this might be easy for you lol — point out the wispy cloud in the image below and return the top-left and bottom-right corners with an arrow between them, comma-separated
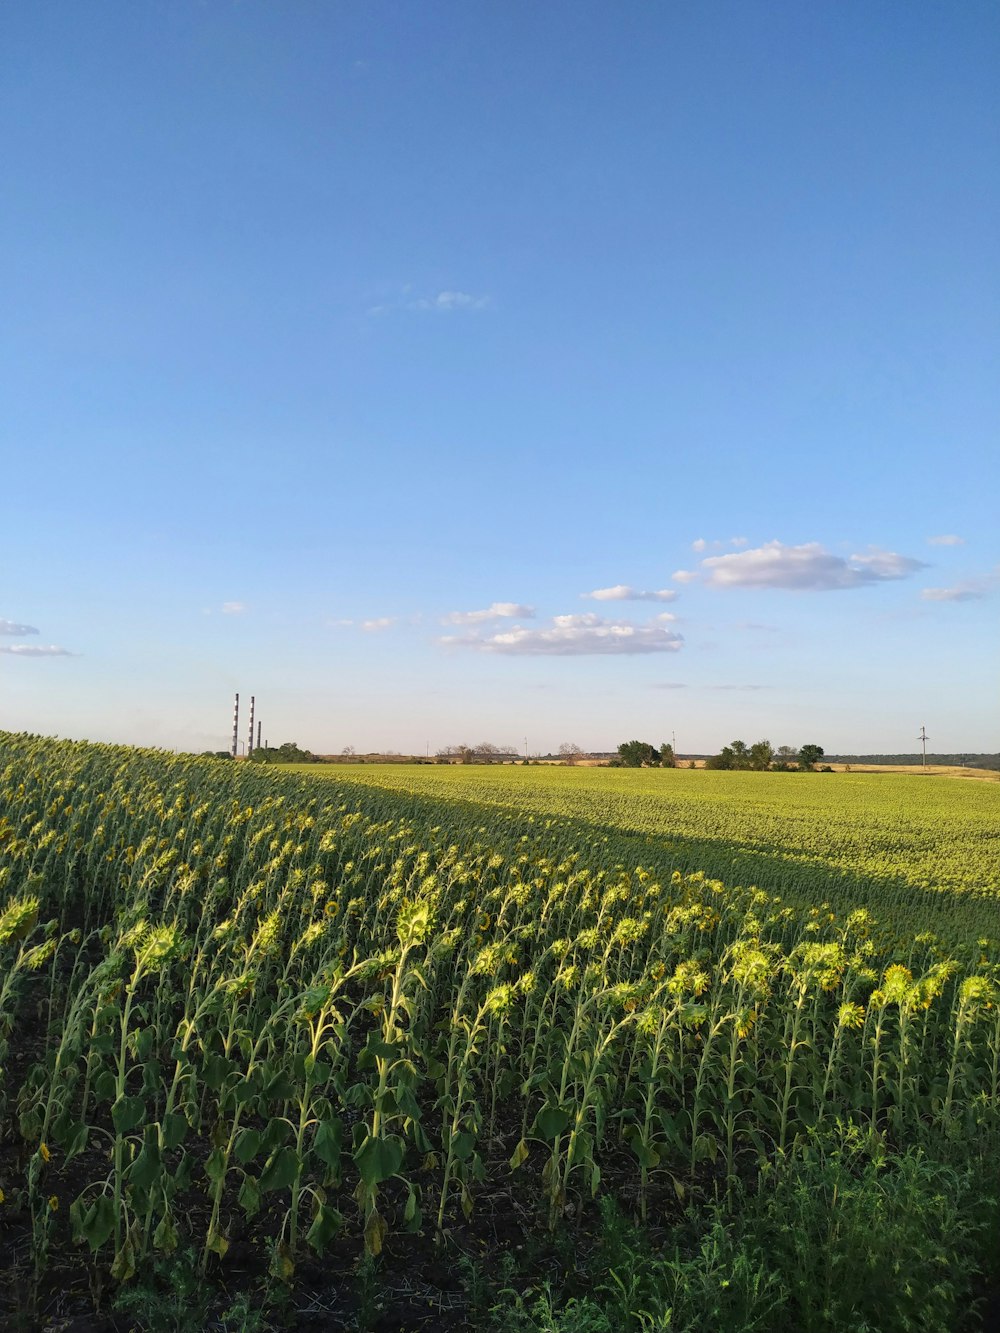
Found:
674,541 -> 926,591
921,586 -> 985,603
649,682 -> 688,690
707,683 -> 772,692
927,534 -> 965,547
221,602 -> 247,615
691,537 -> 747,553
0,619 -> 39,636
412,290 -> 489,312
371,288 -> 490,316
0,644 -> 74,657
583,585 -> 678,603
361,617 -> 395,632
443,602 -> 535,625
441,612 -> 684,657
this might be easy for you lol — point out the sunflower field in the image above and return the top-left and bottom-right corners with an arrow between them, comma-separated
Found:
2,733 -> 999,1332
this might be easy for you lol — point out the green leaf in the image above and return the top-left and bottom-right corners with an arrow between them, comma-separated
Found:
153,1210 -> 179,1254
262,1069 -> 295,1100
111,1237 -> 136,1282
533,1106 -> 571,1141
353,1134 -> 404,1188
306,1202 -> 342,1253
451,1130 -> 476,1161
94,1070 -> 117,1104
238,1174 -> 261,1219
160,1112 -> 187,1151
65,1122 -> 89,1160
234,1128 -> 262,1165
344,1081 -> 373,1108
404,1184 -> 422,1232
201,1052 -> 232,1091
204,1147 -> 228,1186
233,1076 -> 260,1106
128,1128 -> 161,1191
312,1118 -> 343,1170
75,1192 -> 116,1251
259,1146 -> 299,1193
395,1085 -> 422,1122
261,1117 -> 291,1154
111,1094 -> 146,1135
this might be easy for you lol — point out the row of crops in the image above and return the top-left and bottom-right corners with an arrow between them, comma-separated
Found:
2,733 -> 1000,1330
294,762 -> 1000,936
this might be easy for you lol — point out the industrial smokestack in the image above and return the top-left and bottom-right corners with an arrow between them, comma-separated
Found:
248,696 -> 256,757
231,693 -> 240,759
257,720 -> 261,752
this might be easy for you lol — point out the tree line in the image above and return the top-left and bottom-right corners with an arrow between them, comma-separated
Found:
611,739 -> 827,771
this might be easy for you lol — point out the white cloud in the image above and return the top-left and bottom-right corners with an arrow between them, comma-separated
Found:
443,602 -> 535,625
0,644 -> 74,657
442,611 -> 684,657
221,602 -> 247,615
649,682 -> 688,690
927,534 -> 965,546
691,537 -> 747,553
688,541 -> 926,591
583,585 -> 678,603
409,290 -> 489,312
849,548 -> 927,579
370,288 -> 490,317
361,617 -> 395,631
672,569 -> 699,584
920,586 -> 985,603
707,683 -> 772,692
0,619 -> 39,635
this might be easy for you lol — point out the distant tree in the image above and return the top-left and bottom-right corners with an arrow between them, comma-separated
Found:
728,740 -> 751,770
798,743 -> 825,771
251,741 -> 313,765
475,742 -> 503,764
617,740 -> 660,768
659,742 -> 676,768
200,751 -> 233,760
705,747 -> 734,770
772,744 -> 798,771
342,745 -> 356,756
559,742 -> 586,765
749,739 -> 774,771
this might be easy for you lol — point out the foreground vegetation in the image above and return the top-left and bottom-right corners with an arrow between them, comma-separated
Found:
2,734 -> 1000,1330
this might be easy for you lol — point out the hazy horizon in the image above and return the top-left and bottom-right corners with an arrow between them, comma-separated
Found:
3,3 -> 997,756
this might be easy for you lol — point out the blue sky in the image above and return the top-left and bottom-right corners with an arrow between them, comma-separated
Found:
2,1 -> 997,755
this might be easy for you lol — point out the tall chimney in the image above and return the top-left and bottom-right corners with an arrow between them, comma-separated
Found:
247,696 -> 256,757
256,720 -> 262,752
231,693 -> 240,759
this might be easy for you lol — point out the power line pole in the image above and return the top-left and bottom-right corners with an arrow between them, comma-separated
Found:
918,725 -> 929,770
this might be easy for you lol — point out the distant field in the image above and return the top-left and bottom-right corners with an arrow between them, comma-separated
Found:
288,763 -> 1000,936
